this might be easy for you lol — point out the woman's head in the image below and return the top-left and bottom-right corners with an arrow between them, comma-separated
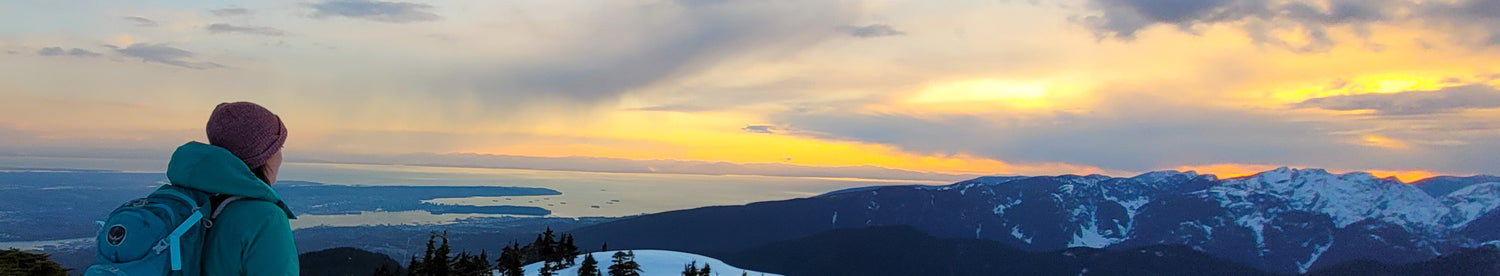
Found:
205,102 -> 287,185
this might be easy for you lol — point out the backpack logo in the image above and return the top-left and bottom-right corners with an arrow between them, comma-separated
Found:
106,225 -> 126,246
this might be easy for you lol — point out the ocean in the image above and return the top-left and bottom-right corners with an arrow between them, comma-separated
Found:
0,155 -> 954,248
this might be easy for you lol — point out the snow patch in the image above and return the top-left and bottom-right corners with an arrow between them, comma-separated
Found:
1236,213 -> 1270,255
1296,239 -> 1333,274
1068,221 -> 1120,248
511,250 -> 779,276
1011,225 -> 1032,244
992,197 -> 1022,215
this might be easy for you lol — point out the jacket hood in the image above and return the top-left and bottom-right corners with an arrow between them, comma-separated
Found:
167,141 -> 295,219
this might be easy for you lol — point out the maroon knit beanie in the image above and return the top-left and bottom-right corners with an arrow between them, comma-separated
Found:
206,102 -> 287,169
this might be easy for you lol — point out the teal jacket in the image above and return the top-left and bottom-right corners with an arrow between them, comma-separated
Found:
166,142 -> 299,276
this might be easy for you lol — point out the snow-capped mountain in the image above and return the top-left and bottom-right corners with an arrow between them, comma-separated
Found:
811,167 -> 1500,274
571,167 -> 1499,274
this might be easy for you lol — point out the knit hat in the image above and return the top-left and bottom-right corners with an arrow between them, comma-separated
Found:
206,102 -> 287,169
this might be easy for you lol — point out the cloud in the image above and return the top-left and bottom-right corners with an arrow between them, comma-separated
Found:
1295,84 -> 1500,115
1075,0 -> 1426,51
122,16 -> 157,27
768,91 -> 1496,173
106,43 -> 225,70
1077,0 -> 1500,50
840,24 -> 906,38
632,104 -> 718,113
288,151 -> 975,182
37,47 -> 101,57
1418,0 -> 1500,46
742,125 -> 776,134
462,1 -> 861,107
206,23 -> 287,36
308,0 -> 442,23
210,8 -> 252,17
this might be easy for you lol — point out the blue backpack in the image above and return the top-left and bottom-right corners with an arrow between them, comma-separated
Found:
85,184 -> 240,276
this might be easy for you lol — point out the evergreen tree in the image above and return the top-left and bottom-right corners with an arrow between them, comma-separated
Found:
560,234 -> 580,266
453,252 -> 472,276
420,233 -> 437,276
741,272 -> 748,276
433,231 -> 452,276
498,243 -> 525,276
578,253 -> 601,276
539,261 -> 555,276
478,250 -> 491,273
452,251 -> 494,276
681,261 -> 699,276
607,250 -> 641,276
539,228 -> 557,264
698,263 -> 710,276
407,256 -> 421,276
0,249 -> 67,276
374,264 -> 401,276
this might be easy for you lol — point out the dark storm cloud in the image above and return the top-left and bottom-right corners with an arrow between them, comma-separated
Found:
841,24 -> 906,38
106,43 -> 225,69
308,0 -> 442,23
122,16 -> 157,27
1296,85 -> 1500,115
463,1 -> 861,107
37,47 -> 101,57
210,8 -> 252,17
206,24 -> 287,36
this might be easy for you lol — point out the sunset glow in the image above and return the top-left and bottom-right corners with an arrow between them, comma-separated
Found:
1,0 -> 1497,179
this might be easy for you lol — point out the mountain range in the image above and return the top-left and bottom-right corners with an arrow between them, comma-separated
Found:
571,167 -> 1500,274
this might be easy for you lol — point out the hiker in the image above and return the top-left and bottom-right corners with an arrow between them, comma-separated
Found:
177,102 -> 299,275
89,101 -> 297,276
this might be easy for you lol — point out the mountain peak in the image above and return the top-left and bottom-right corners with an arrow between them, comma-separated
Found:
1131,170 -> 1206,184
1219,167 -> 1446,228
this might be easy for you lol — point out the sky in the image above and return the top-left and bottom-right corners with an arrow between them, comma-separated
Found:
2,0 -> 1500,182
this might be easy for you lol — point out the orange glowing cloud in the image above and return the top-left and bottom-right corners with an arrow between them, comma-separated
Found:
1176,164 -> 1439,183
1358,135 -> 1411,150
1367,170 -> 1440,184
1174,164 -> 1282,179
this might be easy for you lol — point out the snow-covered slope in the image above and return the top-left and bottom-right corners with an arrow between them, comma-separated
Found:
509,250 -> 779,276
1442,182 -> 1500,227
802,167 -> 1500,274
572,167 -> 1498,275
1214,168 -> 1448,229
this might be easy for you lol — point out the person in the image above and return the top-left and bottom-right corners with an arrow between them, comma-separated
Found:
165,102 -> 298,275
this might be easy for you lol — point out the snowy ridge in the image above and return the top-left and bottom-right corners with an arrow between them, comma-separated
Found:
1131,170 -> 1206,185
1442,182 -> 1500,227
509,250 -> 779,276
1217,167 -> 1448,229
810,167 -> 1497,274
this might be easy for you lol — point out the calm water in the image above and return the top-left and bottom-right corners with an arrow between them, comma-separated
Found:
0,156 -> 955,224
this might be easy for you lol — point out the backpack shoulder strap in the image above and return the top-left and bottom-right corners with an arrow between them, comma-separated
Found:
212,196 -> 246,220
206,195 -> 247,228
